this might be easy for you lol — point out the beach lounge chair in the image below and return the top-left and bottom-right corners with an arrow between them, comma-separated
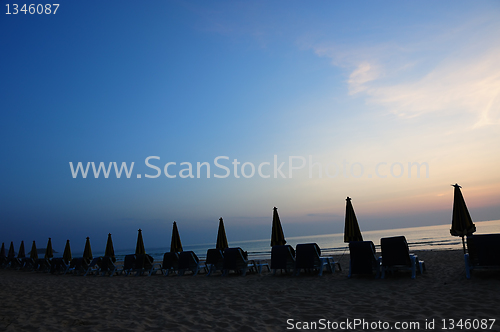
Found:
120,254 -> 137,276
134,254 -> 158,276
160,252 -> 179,276
380,236 -> 424,279
8,257 -> 22,269
222,247 -> 259,276
348,241 -> 380,278
98,256 -> 121,276
178,251 -> 203,276
66,257 -> 89,276
19,257 -> 36,271
34,258 -> 51,272
465,234 -> 500,279
271,245 -> 296,275
0,257 -> 7,269
205,249 -> 224,276
84,257 -> 102,276
50,258 -> 70,275
294,243 -> 335,276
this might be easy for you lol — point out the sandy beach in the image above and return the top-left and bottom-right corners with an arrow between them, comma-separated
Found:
1,249 -> 499,332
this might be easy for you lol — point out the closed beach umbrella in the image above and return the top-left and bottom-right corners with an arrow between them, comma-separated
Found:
105,233 -> 116,262
45,238 -> 53,259
271,207 -> 286,246
0,243 -> 5,258
63,240 -> 72,264
344,197 -> 363,243
8,242 -> 16,259
17,241 -> 26,258
170,221 -> 183,253
450,184 -> 476,253
136,229 -> 146,255
216,217 -> 229,250
83,237 -> 93,262
30,241 -> 38,260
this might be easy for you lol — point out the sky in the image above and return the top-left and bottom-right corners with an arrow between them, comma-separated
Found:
1,0 -> 500,253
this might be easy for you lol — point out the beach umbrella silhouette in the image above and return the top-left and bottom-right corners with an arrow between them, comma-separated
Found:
0,243 -> 5,259
45,238 -> 53,259
17,241 -> 26,258
170,221 -> 183,253
83,237 -> 93,262
271,207 -> 286,246
8,242 -> 16,259
63,240 -> 72,264
344,197 -> 363,243
216,217 -> 229,250
136,229 -> 146,255
105,233 -> 116,262
450,184 -> 476,254
30,241 -> 38,261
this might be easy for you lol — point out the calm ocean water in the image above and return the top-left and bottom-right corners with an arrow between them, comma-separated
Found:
98,220 -> 500,261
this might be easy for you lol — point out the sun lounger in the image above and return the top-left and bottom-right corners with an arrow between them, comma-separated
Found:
178,251 -> 203,276
205,249 -> 224,276
19,257 -> 36,271
98,256 -> 121,276
50,258 -> 70,275
380,236 -> 424,279
134,254 -> 158,276
120,254 -> 137,276
160,252 -> 180,276
222,247 -> 259,276
294,243 -> 335,276
0,257 -> 7,269
271,245 -> 296,275
465,234 -> 500,279
348,241 -> 380,278
66,257 -> 89,275
8,258 -> 22,269
84,257 -> 102,276
35,258 -> 51,272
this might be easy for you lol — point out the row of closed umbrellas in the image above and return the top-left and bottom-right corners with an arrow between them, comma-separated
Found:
1,184 -> 476,262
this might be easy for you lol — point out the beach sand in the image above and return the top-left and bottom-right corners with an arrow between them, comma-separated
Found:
1,249 -> 499,331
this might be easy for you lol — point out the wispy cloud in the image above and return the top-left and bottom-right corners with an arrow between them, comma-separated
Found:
307,19 -> 500,128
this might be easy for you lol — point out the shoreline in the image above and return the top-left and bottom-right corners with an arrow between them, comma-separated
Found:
1,249 -> 500,331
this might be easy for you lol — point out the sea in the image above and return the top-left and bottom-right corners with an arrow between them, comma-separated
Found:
95,219 -> 500,262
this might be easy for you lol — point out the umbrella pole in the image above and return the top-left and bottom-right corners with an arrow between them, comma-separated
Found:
461,236 -> 466,254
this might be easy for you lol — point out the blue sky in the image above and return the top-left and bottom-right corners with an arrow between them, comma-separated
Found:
2,1 -> 500,252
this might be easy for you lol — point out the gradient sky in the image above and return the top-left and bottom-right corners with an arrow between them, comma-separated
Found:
1,1 -> 499,252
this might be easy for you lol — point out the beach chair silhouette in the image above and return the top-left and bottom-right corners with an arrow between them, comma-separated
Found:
294,243 -> 335,276
205,249 -> 224,276
134,254 -> 157,276
348,241 -> 380,278
178,251 -> 203,276
9,257 -> 22,269
271,245 -> 295,275
160,252 -> 180,276
380,236 -> 424,279
121,254 -> 137,276
465,234 -> 500,279
50,258 -> 70,275
97,256 -> 121,277
84,257 -> 102,276
35,258 -> 51,272
222,247 -> 256,276
19,257 -> 36,271
67,257 -> 89,276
